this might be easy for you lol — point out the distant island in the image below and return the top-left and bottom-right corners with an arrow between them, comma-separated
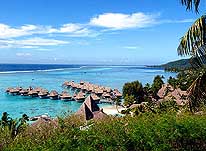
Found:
148,58 -> 192,72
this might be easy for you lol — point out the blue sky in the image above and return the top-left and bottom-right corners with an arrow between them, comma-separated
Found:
0,0 -> 203,65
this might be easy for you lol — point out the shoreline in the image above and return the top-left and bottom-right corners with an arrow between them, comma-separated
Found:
101,105 -> 126,115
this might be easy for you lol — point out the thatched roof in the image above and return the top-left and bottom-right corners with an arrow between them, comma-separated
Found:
171,88 -> 188,105
9,88 -> 19,93
38,90 -> 48,96
76,103 -> 94,120
75,91 -> 85,100
62,81 -> 70,87
157,84 -> 174,98
84,95 -> 100,112
49,90 -> 58,97
76,95 -> 101,120
91,93 -> 100,101
60,91 -> 71,98
93,109 -> 107,120
19,89 -> 29,94
31,117 -> 58,128
28,90 -> 38,95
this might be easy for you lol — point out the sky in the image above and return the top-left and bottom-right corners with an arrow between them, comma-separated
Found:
0,0 -> 204,65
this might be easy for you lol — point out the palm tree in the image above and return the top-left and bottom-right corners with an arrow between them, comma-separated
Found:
177,15 -> 206,112
180,0 -> 201,13
114,97 -> 121,113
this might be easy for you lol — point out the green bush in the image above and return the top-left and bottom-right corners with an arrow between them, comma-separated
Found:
1,112 -> 206,150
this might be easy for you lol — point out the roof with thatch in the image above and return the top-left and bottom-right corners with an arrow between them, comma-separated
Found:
60,91 -> 71,98
38,90 -> 48,96
19,89 -> 29,94
49,90 -> 58,97
9,88 -> 19,93
76,95 -> 101,120
28,90 -> 38,95
31,117 -> 58,128
84,95 -> 100,112
75,91 -> 85,100
91,93 -> 100,101
76,103 -> 94,120
93,109 -> 107,120
157,84 -> 174,98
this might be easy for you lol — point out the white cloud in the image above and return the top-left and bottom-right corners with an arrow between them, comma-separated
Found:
16,52 -> 32,57
159,19 -> 195,24
0,37 -> 69,49
0,12 -> 195,50
59,24 -> 82,33
17,37 -> 69,46
123,46 -> 141,50
0,24 -> 35,38
90,12 -> 157,30
0,23 -> 95,39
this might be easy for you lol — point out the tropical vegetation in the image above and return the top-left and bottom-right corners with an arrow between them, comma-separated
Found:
0,107 -> 206,150
0,1 -> 206,150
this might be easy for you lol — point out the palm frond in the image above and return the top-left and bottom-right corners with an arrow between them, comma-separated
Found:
177,15 -> 206,68
180,0 -> 200,13
187,69 -> 206,111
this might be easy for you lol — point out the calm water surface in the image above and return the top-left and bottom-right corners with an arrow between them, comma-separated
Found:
0,65 -> 176,118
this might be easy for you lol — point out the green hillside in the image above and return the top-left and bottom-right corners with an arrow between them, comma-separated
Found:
149,58 -> 192,71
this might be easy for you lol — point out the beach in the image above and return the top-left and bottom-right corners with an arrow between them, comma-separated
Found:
101,105 -> 126,115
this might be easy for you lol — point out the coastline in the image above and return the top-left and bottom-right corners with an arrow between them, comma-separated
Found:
101,105 -> 126,115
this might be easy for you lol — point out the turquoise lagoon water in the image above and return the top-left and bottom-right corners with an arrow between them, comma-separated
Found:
0,65 -> 176,118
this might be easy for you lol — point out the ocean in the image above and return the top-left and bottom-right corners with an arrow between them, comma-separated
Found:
0,64 -> 176,118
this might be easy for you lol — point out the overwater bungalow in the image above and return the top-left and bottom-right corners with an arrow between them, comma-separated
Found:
105,87 -> 112,93
60,91 -> 72,100
9,88 -> 20,95
81,85 -> 88,92
28,90 -> 38,97
62,81 -> 70,88
33,87 -> 43,93
48,90 -> 59,100
6,87 -> 12,93
91,93 -> 100,104
102,92 -> 111,99
80,81 -> 85,85
19,89 -> 29,96
95,89 -> 103,97
114,92 -> 122,98
87,86 -> 93,92
75,91 -> 85,103
16,87 -> 23,91
38,90 -> 49,99
76,84 -> 82,90
71,83 -> 78,89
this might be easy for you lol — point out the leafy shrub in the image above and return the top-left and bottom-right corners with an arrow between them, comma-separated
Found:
1,111 -> 206,150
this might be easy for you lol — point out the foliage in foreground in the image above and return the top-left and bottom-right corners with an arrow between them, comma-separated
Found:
1,111 -> 206,151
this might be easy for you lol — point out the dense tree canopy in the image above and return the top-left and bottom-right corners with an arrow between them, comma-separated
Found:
123,80 -> 144,104
151,75 -> 164,96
